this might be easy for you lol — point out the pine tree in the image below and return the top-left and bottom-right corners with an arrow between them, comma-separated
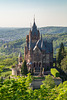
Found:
21,60 -> 28,75
57,42 -> 66,66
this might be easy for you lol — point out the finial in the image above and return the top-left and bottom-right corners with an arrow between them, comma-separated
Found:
34,14 -> 35,22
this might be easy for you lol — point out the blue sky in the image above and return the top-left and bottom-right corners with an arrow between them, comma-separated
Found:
0,0 -> 67,27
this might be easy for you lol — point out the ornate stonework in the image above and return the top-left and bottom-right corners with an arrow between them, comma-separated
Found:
24,20 -> 53,75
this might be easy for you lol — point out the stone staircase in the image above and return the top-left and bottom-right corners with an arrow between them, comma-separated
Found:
34,67 -> 40,75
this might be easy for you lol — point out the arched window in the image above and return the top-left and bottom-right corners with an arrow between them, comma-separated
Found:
34,62 -> 35,67
39,62 -> 41,67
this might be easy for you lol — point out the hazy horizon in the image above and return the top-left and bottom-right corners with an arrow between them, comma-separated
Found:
0,26 -> 67,28
0,0 -> 67,27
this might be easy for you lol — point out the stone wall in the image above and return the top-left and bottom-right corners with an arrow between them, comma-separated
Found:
31,79 -> 43,89
31,77 -> 62,89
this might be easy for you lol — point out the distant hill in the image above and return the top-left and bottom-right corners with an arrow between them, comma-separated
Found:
39,27 -> 67,34
0,28 -> 29,42
0,32 -> 67,56
0,27 -> 67,56
0,27 -> 67,43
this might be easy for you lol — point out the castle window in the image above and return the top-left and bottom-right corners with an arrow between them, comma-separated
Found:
39,62 -> 41,67
34,62 -> 35,67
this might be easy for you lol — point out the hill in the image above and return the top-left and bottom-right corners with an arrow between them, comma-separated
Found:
0,27 -> 67,43
39,27 -> 67,34
0,32 -> 67,56
0,27 -> 67,56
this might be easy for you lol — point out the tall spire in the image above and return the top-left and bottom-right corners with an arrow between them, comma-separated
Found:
32,15 -> 37,30
34,15 -> 35,23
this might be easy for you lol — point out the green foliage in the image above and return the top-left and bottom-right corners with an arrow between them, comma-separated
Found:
0,38 -> 26,55
57,42 -> 66,66
1,71 -> 12,78
0,54 -> 18,77
0,73 -> 32,100
21,60 -> 28,76
51,68 -> 60,77
0,73 -> 67,100
41,75 -> 55,89
61,55 -> 67,74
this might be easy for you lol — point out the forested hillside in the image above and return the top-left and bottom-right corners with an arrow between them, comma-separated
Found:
0,38 -> 26,55
0,27 -> 67,43
0,32 -> 67,56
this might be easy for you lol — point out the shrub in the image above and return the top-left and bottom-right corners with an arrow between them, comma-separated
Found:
21,60 -> 28,76
51,68 -> 60,77
41,75 -> 55,89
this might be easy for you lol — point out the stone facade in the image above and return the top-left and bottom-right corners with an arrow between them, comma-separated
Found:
24,20 -> 53,75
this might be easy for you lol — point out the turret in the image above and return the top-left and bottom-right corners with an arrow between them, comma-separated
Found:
18,52 -> 22,64
30,18 -> 40,43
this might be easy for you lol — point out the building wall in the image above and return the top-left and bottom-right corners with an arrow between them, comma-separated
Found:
25,45 -> 53,71
12,67 -> 17,76
31,78 -> 62,89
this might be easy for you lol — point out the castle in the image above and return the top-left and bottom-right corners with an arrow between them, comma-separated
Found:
12,53 -> 23,76
24,19 -> 53,75
12,19 -> 53,76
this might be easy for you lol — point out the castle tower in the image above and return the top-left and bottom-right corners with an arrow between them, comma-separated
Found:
29,18 -> 40,43
18,52 -> 22,65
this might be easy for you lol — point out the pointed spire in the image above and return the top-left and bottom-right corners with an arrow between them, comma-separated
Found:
34,15 -> 35,23
32,15 -> 37,30
33,15 -> 36,27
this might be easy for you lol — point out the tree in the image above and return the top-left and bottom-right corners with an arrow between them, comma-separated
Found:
21,60 -> 28,76
57,42 -> 66,66
0,74 -> 32,100
41,75 -> 55,89
61,56 -> 67,74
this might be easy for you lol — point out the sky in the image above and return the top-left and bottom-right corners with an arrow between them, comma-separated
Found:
0,0 -> 67,27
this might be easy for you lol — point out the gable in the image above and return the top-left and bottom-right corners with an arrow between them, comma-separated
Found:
33,46 -> 41,54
